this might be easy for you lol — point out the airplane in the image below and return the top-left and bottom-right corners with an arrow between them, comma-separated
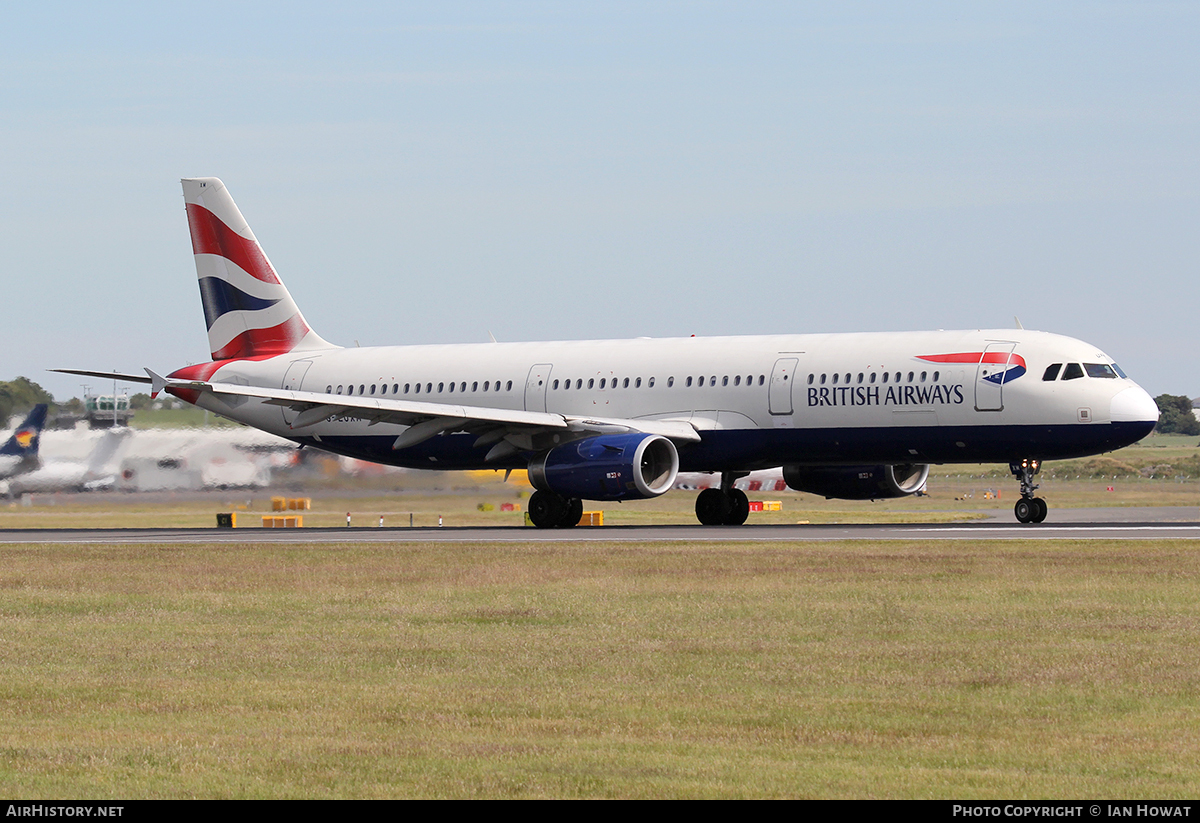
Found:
0,404 -> 49,480
675,468 -> 791,493
56,177 -> 1159,527
1,426 -> 130,495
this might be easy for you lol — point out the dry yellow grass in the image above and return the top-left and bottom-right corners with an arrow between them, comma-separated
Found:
1,539 -> 1199,798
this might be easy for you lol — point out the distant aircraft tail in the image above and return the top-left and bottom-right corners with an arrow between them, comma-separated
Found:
0,404 -> 48,460
181,178 -> 336,361
84,427 -> 130,482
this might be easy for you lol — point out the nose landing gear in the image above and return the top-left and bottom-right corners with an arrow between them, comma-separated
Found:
1010,459 -> 1048,523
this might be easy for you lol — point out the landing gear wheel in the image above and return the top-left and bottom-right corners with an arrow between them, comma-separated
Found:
529,490 -> 566,529
1014,498 -> 1034,524
1031,497 -> 1048,523
696,488 -> 731,526
726,488 -> 750,526
560,497 -> 584,528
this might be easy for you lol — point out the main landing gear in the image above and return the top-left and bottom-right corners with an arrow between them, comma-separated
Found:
1009,459 -> 1048,524
695,473 -> 751,526
528,490 -> 584,529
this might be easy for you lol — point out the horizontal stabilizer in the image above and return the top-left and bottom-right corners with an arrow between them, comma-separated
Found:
49,368 -> 152,385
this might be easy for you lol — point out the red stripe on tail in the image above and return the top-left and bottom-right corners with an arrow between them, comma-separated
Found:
210,313 -> 310,360
186,203 -> 281,284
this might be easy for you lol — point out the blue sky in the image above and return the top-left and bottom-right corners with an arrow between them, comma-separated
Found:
3,2 -> 1197,400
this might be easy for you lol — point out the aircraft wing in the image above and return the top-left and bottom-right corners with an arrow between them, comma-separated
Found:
147,371 -> 701,456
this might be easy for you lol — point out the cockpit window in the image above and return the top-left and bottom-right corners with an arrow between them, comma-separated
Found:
1042,364 -> 1062,381
1112,363 -> 1128,379
1084,363 -> 1117,379
1061,363 -> 1084,380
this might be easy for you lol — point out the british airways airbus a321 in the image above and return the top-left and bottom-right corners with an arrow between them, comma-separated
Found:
57,178 -> 1159,527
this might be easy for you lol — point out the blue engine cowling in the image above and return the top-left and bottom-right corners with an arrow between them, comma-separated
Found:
783,463 -> 929,500
527,433 -> 679,501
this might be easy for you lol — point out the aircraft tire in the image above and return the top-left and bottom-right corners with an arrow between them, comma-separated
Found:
725,488 -> 750,525
1014,498 -> 1034,524
1031,497 -> 1048,523
696,488 -> 731,526
529,490 -> 566,529
559,497 -> 584,528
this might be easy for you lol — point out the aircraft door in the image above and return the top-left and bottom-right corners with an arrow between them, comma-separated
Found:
769,357 -> 799,416
974,343 -> 1016,412
524,363 -> 553,413
281,360 -> 313,426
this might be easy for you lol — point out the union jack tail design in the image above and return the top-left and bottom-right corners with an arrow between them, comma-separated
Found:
181,178 -> 335,361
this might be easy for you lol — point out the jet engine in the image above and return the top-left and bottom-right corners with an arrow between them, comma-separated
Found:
783,463 -> 929,500
528,433 -> 679,501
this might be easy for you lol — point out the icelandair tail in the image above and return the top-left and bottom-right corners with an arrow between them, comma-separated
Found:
0,404 -> 47,459
181,178 -> 335,361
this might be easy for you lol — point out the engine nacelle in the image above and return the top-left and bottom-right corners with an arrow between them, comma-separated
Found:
782,463 -> 930,500
528,433 -> 679,501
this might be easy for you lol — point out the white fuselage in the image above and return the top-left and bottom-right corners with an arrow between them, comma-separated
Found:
180,327 -> 1158,472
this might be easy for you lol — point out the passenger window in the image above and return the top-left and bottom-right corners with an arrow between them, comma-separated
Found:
882,373 -> 888,384
437,383 -> 444,393
635,378 -> 642,388
326,385 -> 332,393
588,379 -> 594,389
832,373 -> 839,385
506,381 -> 512,391
447,382 -> 454,393
932,372 -> 939,382
336,385 -> 343,394
820,374 -> 826,385
624,378 -> 630,388
722,376 -> 728,386
869,373 -> 876,383
920,372 -> 926,382
1043,364 -> 1062,381
414,383 -> 421,394
1061,363 -> 1084,380
472,382 -> 478,392
857,373 -> 863,384
648,377 -> 655,387
667,377 -> 674,387
735,375 -> 742,386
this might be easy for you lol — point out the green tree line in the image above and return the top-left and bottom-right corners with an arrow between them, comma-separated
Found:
1153,394 -> 1200,435
0,377 -> 55,424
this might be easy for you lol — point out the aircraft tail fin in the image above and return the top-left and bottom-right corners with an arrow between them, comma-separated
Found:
84,428 -> 130,479
181,178 -> 336,361
0,404 -> 48,460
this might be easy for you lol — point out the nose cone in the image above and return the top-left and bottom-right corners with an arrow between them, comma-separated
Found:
1110,386 -> 1160,424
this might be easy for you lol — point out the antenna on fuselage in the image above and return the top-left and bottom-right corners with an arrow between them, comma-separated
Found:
1014,316 -> 1024,330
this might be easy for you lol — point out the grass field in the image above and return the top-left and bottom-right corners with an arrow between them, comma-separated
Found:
2,538 -> 1199,798
1,431 -> 1197,797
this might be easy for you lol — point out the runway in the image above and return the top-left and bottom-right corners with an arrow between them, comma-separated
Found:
0,507 -> 1196,543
